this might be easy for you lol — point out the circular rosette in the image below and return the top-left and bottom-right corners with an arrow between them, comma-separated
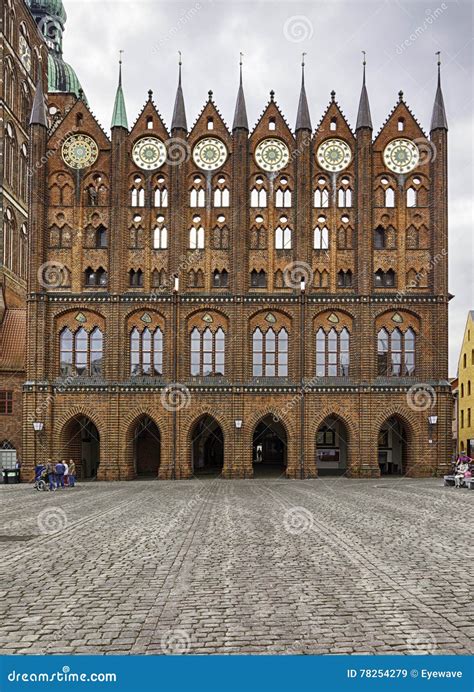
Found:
316,138 -> 352,173
383,138 -> 420,174
132,137 -> 167,171
192,138 -> 227,171
255,138 -> 290,172
62,134 -> 99,170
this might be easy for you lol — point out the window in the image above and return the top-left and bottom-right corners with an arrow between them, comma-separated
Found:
153,224 -> 168,249
314,187 -> 329,208
374,269 -> 396,288
314,270 -> 329,289
250,226 -> 266,250
190,188 -> 205,207
147,117 -> 153,130
250,187 -> 267,208
131,187 -> 145,207
188,269 -> 204,288
269,117 -> 276,131
60,327 -> 103,377
385,188 -> 395,207
406,188 -> 417,207
337,270 -> 352,288
337,186 -> 352,208
130,327 -> 163,376
212,226 -> 229,250
374,226 -> 386,249
212,269 -> 228,288
207,117 -> 214,130
189,225 -> 205,249
154,187 -> 168,207
84,267 -> 107,287
129,269 -> 144,287
398,118 -> 405,131
250,270 -> 267,288
252,327 -> 288,377
95,225 -> 107,248
314,227 -> 329,250
461,383 -> 465,398
0,391 -> 13,414
330,117 -> 337,131
275,226 -> 292,250
275,189 -> 292,207
377,327 -> 416,376
316,327 -> 350,377
214,188 -> 230,207
190,327 -> 225,376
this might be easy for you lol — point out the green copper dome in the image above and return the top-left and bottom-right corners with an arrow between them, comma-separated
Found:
27,0 -> 67,23
48,54 -> 84,99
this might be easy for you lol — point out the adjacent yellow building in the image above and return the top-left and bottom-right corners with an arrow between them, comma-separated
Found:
458,311 -> 474,457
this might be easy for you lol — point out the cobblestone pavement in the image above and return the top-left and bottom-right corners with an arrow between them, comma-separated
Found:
0,478 -> 472,655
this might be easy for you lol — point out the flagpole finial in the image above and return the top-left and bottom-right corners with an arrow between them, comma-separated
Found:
178,50 -> 182,66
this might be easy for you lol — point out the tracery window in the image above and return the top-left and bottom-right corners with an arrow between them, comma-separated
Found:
252,327 -> 288,377
189,224 -> 205,249
314,226 -> 329,250
212,269 -> 228,288
377,327 -> 416,376
130,327 -> 163,376
275,225 -> 292,250
250,269 -> 267,288
190,327 -> 225,376
316,327 -> 350,377
374,269 -> 396,288
337,270 -> 352,288
84,267 -> 107,287
59,327 -> 103,377
250,180 -> 267,208
129,269 -> 144,287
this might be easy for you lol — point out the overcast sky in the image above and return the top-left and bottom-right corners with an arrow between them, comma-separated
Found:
60,0 -> 473,376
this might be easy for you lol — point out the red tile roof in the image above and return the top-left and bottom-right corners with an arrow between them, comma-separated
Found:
0,308 -> 26,372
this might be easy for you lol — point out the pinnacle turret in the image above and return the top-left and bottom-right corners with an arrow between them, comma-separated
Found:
111,53 -> 128,130
430,53 -> 448,131
356,52 -> 372,130
232,54 -> 249,131
29,77 -> 48,127
295,54 -> 311,132
171,54 -> 187,132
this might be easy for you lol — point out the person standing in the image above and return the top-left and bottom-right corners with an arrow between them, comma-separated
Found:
68,459 -> 76,488
63,460 -> 69,486
55,460 -> 65,489
46,459 -> 56,491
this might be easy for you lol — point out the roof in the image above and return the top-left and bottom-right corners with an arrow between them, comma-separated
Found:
27,0 -> 67,24
171,64 -> 187,131
0,309 -> 26,372
430,66 -> 448,131
295,77 -> 312,131
48,54 -> 84,99
356,83 -> 372,130
30,77 -> 47,127
111,64 -> 128,130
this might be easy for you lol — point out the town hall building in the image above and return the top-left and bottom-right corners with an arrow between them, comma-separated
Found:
5,0 -> 453,480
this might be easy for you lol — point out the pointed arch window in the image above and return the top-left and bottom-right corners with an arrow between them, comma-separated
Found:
314,226 -> 329,250
406,187 -> 417,207
385,188 -> 395,207
85,266 -> 107,287
374,269 -> 396,288
131,187 -> 145,207
129,269 -> 144,287
250,187 -> 267,208
374,226 -> 386,249
153,224 -> 168,249
275,226 -> 292,250
214,188 -> 230,207
316,327 -> 350,377
212,269 -> 228,288
337,269 -> 352,288
252,327 -> 288,377
212,225 -> 229,250
275,189 -> 292,207
190,187 -> 205,207
314,187 -> 329,208
130,326 -> 163,376
190,327 -> 225,376
189,225 -> 205,249
60,326 -> 103,377
337,187 -> 352,208
188,269 -> 204,288
95,225 -> 107,248
151,269 -> 167,289
154,187 -> 168,207
377,327 -> 416,376
250,269 -> 267,288
314,270 -> 329,289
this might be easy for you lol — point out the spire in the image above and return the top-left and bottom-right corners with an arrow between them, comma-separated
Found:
111,51 -> 128,130
232,52 -> 249,131
29,76 -> 47,127
171,52 -> 187,132
356,51 -> 372,130
430,52 -> 448,131
295,53 -> 311,131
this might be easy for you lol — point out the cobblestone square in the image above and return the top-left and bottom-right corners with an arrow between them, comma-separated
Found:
0,478 -> 472,655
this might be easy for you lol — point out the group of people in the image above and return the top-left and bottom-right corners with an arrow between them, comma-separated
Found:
43,459 -> 76,491
453,455 -> 473,488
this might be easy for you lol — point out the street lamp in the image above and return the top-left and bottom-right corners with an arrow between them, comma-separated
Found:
235,419 -> 243,429
32,421 -> 44,433
428,415 -> 438,444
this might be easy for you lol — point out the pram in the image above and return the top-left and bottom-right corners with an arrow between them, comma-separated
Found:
34,465 -> 48,491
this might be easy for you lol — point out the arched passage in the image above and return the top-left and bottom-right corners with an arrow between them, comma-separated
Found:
315,416 -> 349,476
191,415 -> 224,476
131,416 -> 161,477
59,415 -> 100,480
378,415 -> 410,475
252,415 -> 287,477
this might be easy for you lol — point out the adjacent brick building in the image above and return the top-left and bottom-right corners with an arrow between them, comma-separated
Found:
21,15 -> 452,480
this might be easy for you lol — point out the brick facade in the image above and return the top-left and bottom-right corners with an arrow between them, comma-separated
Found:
21,59 -> 452,481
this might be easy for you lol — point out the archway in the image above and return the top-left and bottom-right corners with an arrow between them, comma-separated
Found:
315,416 -> 349,476
131,416 -> 161,477
191,415 -> 224,476
378,416 -> 409,475
252,415 -> 287,477
60,415 -> 100,480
